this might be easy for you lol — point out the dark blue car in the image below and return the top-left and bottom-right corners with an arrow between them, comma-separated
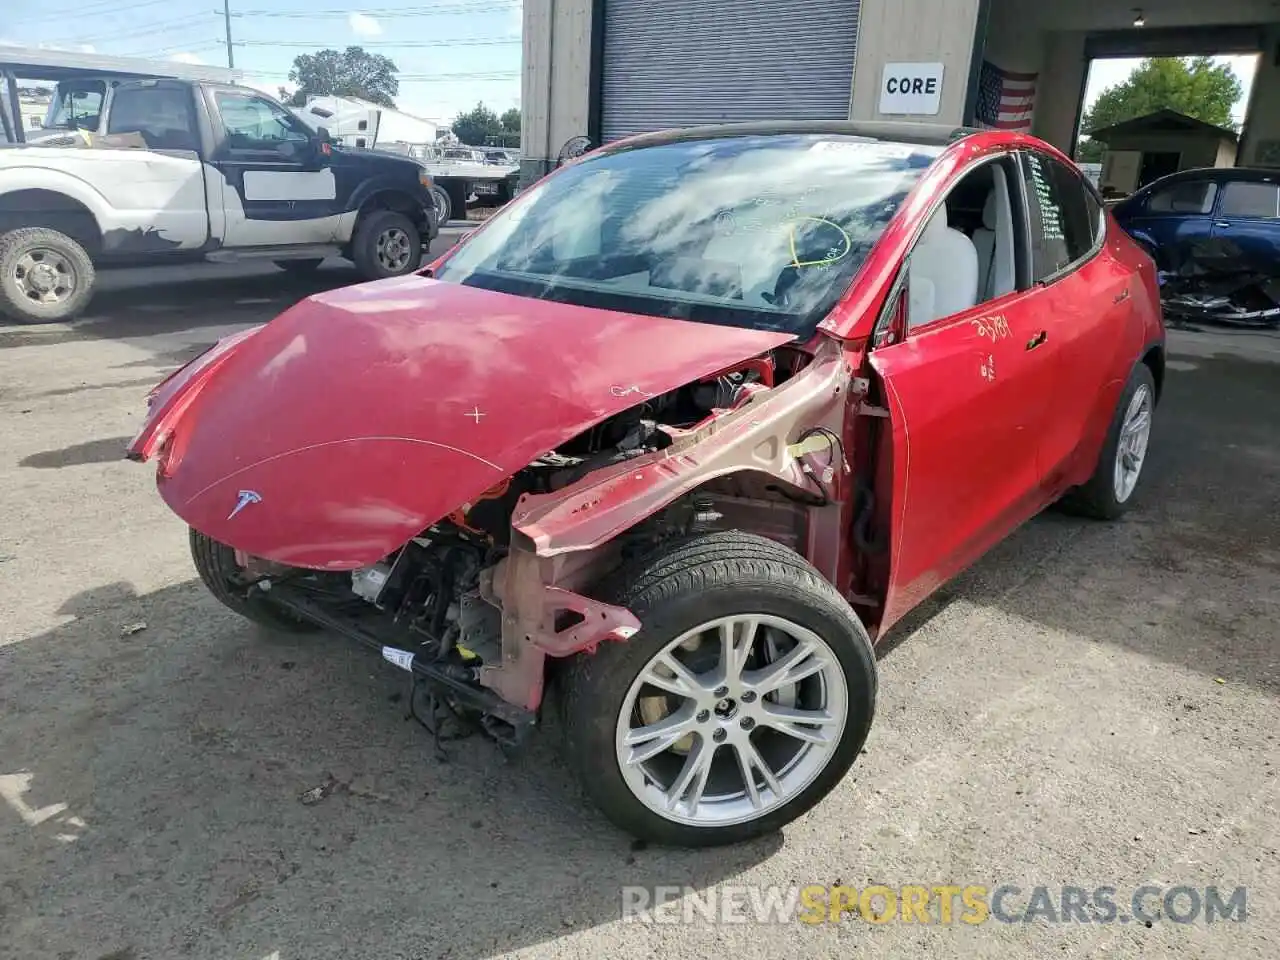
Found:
1112,167 -> 1280,273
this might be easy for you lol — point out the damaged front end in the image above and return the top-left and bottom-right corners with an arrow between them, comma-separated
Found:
1158,237 -> 1280,328
236,338 -> 857,750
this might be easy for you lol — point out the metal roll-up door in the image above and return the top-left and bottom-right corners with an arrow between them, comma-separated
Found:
600,0 -> 860,143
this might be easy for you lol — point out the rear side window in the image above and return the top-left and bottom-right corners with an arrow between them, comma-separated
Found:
1146,181 -> 1217,214
1019,151 -> 1094,281
1218,181 -> 1280,218
106,86 -> 199,152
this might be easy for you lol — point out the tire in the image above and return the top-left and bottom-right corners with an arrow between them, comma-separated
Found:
189,529 -> 319,634
1059,362 -> 1157,520
429,185 -> 452,225
557,531 -> 877,848
0,226 -> 96,324
274,258 -> 324,274
350,209 -> 422,281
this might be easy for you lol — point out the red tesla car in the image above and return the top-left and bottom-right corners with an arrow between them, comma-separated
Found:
128,121 -> 1165,848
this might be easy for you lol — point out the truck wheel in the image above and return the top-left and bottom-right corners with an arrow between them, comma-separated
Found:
0,227 -> 96,324
429,185 -> 452,225
351,209 -> 422,280
274,258 -> 324,274
189,529 -> 319,634
557,531 -> 877,848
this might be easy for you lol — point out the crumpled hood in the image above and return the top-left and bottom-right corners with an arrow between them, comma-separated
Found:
130,273 -> 794,569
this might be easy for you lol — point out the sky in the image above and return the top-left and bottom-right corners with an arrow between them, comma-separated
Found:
1084,54 -> 1259,125
1,0 -> 523,123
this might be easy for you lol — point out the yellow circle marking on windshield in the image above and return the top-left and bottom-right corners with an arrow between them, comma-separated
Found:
786,217 -> 852,268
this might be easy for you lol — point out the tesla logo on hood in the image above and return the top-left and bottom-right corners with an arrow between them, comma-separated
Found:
228,489 -> 263,520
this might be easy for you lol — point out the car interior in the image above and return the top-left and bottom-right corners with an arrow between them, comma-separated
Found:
907,159 -> 1018,330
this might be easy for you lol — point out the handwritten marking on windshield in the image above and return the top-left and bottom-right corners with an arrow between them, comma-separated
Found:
466,407 -> 486,423
786,216 -> 852,269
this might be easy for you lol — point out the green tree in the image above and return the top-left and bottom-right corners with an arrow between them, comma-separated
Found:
1080,56 -> 1243,137
500,108 -> 521,135
451,102 -> 501,145
285,46 -> 400,109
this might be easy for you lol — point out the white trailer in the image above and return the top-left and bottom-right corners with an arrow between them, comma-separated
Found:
292,96 -> 519,223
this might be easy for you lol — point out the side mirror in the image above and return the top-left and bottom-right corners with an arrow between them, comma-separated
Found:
316,125 -> 332,143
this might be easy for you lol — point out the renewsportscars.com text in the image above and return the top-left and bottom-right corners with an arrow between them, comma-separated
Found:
621,884 -> 1248,926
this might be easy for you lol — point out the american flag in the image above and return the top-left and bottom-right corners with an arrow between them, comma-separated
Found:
975,61 -> 1038,132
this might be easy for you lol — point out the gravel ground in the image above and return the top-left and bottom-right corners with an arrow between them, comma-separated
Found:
1,259 -> 1277,960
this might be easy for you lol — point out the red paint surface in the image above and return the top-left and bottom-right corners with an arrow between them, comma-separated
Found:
128,274 -> 793,569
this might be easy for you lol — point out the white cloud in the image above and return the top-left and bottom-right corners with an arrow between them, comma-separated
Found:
348,13 -> 383,38
169,52 -> 205,65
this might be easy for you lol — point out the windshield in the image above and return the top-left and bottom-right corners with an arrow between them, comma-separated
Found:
44,81 -> 106,131
434,133 -> 940,336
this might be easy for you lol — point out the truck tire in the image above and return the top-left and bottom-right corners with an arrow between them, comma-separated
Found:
350,209 -> 422,281
189,529 -> 320,634
0,227 -> 96,324
274,258 -> 324,274
557,531 -> 877,848
429,185 -> 452,225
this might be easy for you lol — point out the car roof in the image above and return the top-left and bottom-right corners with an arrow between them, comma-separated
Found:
600,120 -> 984,152
1144,166 -> 1280,188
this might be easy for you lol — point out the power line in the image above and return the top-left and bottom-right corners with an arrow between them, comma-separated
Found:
231,37 -> 520,49
231,2 -> 516,18
60,17 -> 213,47
67,0 -> 171,18
236,68 -> 519,81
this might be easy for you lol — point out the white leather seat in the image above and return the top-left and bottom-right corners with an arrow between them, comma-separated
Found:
972,168 -> 1016,300
908,207 -> 979,328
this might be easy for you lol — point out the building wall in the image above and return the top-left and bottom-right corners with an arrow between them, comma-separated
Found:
1238,25 -> 1280,166
1102,131 -> 1232,169
521,0 -> 593,186
849,0 -> 983,125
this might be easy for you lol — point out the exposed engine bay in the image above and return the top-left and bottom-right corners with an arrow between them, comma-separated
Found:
245,346 -> 840,750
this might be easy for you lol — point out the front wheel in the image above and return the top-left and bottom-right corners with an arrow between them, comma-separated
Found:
189,529 -> 319,634
557,531 -> 877,848
350,209 -> 422,281
0,227 -> 96,324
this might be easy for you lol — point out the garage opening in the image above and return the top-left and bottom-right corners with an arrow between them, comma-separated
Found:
970,0 -> 1280,184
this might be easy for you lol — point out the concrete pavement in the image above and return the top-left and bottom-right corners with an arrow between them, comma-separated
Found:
1,257 -> 1277,959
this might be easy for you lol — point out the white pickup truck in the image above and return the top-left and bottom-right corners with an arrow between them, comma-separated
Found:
0,77 -> 440,323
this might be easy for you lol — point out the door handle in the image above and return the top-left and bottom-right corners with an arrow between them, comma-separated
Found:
1215,221 -> 1231,228
1026,330 -> 1048,351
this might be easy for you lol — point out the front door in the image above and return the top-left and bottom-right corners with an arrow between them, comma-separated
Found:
869,155 -> 1056,630
205,88 -> 342,247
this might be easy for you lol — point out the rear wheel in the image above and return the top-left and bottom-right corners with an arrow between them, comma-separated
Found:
557,531 -> 877,847
189,529 -> 319,633
0,227 -> 96,324
429,184 -> 452,225
1060,363 -> 1156,520
350,209 -> 422,281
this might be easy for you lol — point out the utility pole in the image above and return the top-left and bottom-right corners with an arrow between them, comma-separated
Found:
222,0 -> 235,69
